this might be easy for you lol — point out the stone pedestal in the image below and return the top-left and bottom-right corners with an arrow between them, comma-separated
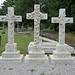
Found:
25,51 -> 48,63
25,43 -> 48,63
49,43 -> 74,63
0,43 -> 24,63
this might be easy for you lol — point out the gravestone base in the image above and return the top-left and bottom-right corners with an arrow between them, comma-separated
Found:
0,54 -> 24,63
49,43 -> 74,63
50,55 -> 74,64
2,51 -> 20,58
0,43 -> 24,63
0,51 -> 24,63
25,51 -> 48,63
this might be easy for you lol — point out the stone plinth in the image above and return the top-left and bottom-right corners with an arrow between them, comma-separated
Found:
49,43 -> 74,63
25,51 -> 48,63
0,55 -> 24,63
0,43 -> 24,63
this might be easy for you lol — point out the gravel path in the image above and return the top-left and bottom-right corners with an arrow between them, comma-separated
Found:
0,58 -> 75,75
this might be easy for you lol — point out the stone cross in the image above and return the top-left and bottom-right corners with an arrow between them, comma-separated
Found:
52,9 -> 73,44
0,7 -> 22,44
26,4 -> 47,46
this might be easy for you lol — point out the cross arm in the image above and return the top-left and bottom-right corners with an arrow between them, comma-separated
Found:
0,16 -> 8,22
41,13 -> 48,20
65,17 -> 73,23
51,17 -> 59,23
15,16 -> 22,22
26,12 -> 34,20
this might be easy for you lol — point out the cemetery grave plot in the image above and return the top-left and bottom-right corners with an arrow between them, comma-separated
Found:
41,30 -> 75,49
0,4 -> 75,75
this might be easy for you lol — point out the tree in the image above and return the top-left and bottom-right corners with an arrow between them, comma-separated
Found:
0,0 -> 75,32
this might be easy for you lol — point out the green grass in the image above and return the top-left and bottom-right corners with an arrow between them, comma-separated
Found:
0,29 -> 34,55
0,29 -> 75,56
8,67 -> 13,70
30,69 -> 35,73
41,72 -> 45,75
66,33 -> 75,41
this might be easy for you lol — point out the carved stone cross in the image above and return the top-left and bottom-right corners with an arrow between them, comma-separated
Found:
0,7 -> 22,44
52,9 -> 73,44
27,4 -> 47,46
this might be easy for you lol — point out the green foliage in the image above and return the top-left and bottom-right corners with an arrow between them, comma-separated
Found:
41,72 -> 45,75
0,0 -> 75,32
8,67 -> 13,70
30,69 -> 35,73
0,30 -> 34,55
0,27 -> 2,30
1,0 -> 16,15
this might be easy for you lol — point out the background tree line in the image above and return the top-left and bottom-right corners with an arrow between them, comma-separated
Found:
0,0 -> 75,32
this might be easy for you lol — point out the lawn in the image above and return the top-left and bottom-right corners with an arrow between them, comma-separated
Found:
0,29 -> 34,56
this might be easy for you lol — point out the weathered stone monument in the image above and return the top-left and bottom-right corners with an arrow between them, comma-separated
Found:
2,23 -> 5,30
25,4 -> 48,62
50,9 -> 74,63
0,7 -> 24,62
21,23 -> 24,29
16,22 -> 20,32
0,36 -> 1,46
41,37 -> 75,54
21,23 -> 25,32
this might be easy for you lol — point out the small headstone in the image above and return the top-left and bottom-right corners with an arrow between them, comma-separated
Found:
2,23 -> 5,30
21,23 -> 24,29
16,22 -> 20,32
21,23 -> 25,32
0,36 -> 1,46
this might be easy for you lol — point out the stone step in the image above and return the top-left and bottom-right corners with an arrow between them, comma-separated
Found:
28,51 -> 46,58
2,51 -> 20,58
53,51 -> 71,58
